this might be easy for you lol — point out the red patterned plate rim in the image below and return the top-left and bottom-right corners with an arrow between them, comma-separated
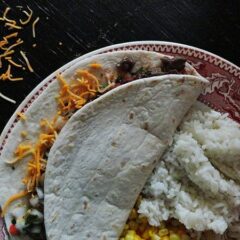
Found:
0,42 -> 240,239
0,41 -> 239,153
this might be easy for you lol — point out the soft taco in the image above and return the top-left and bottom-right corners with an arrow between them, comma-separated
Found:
0,50 -> 206,239
44,75 -> 207,240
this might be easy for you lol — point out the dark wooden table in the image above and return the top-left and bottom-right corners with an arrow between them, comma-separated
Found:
0,0 -> 239,133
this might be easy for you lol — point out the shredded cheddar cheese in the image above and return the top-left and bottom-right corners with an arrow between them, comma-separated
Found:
5,22 -> 22,30
2,38 -> 24,52
0,50 -> 14,68
1,190 -> 28,217
17,112 -> 27,120
4,32 -> 18,40
21,118 -> 58,192
56,71 -> 99,117
20,6 -> 33,25
1,7 -> 15,24
32,17 -> 39,38
0,65 -> 23,81
6,57 -> 23,68
89,63 -> 102,69
0,92 -> 16,104
2,7 -> 11,20
21,131 -> 28,138
0,6 -> 38,102
20,51 -> 34,72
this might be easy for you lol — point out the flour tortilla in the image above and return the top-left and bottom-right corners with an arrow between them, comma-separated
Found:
0,50 -> 200,236
44,74 -> 207,240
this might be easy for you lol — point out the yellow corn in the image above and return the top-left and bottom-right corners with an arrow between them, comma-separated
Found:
123,230 -> 143,240
159,228 -> 169,237
120,200 -> 192,240
169,233 -> 181,240
162,236 -> 170,240
151,234 -> 160,240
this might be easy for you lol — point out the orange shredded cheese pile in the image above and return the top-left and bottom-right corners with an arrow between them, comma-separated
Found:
20,6 -> 33,25
57,71 -> 99,117
0,65 -> 23,81
57,69 -> 115,118
0,6 -> 39,103
22,118 -> 58,192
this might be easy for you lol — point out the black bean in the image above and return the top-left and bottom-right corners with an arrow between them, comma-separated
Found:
116,57 -> 135,73
161,56 -> 186,72
11,218 -> 16,225
115,76 -> 124,84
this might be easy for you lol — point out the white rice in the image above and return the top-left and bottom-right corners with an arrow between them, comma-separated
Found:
139,105 -> 240,234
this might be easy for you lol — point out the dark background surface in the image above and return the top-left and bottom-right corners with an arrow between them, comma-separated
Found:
0,0 -> 240,133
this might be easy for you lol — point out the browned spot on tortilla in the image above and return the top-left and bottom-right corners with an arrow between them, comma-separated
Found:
140,165 -> 147,172
176,89 -> 185,97
83,201 -> 88,210
120,160 -> 127,168
143,122 -> 149,130
179,78 -> 185,84
129,112 -> 134,120
70,224 -> 76,229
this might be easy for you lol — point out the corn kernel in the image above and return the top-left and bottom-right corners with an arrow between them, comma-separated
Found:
125,231 -> 135,240
161,236 -> 170,240
169,233 -> 181,240
151,233 -> 160,240
125,235 -> 135,240
158,228 -> 169,237
127,230 -> 135,235
159,222 -> 166,229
